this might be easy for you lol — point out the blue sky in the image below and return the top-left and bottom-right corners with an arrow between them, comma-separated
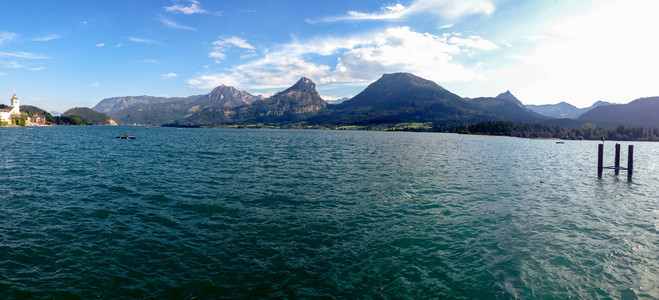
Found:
1,0 -> 658,112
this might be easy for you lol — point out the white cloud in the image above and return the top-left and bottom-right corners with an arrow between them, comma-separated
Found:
238,55 -> 331,88
0,61 -> 24,68
164,0 -> 207,15
91,83 -> 100,87
448,35 -> 499,51
525,35 -> 548,42
213,37 -> 255,50
188,73 -> 246,89
324,27 -> 486,84
209,51 -> 226,60
0,32 -> 17,46
162,72 -> 178,78
32,34 -> 60,42
28,67 -> 44,71
159,17 -> 197,31
0,51 -> 50,59
143,59 -> 160,64
499,0 -> 659,105
189,27 -> 496,91
115,43 -> 123,48
208,36 -> 255,62
96,43 -> 105,47
128,37 -> 157,44
310,0 -> 494,23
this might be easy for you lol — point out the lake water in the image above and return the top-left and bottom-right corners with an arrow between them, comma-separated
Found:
0,126 -> 657,299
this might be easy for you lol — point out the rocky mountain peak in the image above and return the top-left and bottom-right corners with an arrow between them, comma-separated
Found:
495,90 -> 524,107
285,77 -> 317,93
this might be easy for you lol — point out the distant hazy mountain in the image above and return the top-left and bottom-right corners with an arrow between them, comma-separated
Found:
175,77 -> 326,126
526,101 -> 611,119
92,95 -> 197,115
325,97 -> 350,105
467,91 -> 548,123
95,85 -> 264,125
578,97 -> 659,128
63,107 -> 117,125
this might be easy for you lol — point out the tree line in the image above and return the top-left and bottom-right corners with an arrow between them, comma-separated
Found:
451,121 -> 659,141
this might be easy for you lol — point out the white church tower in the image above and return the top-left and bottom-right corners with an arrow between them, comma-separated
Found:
10,92 -> 20,114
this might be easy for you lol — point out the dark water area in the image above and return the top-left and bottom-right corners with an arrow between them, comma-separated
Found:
0,126 -> 657,299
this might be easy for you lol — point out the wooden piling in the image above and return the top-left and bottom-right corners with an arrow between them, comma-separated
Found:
599,143 -> 634,180
598,144 -> 603,178
614,143 -> 621,175
628,145 -> 634,181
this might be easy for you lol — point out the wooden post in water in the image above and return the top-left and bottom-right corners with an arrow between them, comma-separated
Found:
599,143 -> 634,180
627,145 -> 634,181
614,143 -> 621,175
598,144 -> 603,178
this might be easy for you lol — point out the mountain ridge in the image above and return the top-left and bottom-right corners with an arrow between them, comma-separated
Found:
90,72 -> 659,129
578,97 -> 659,128
526,101 -> 611,119
173,77 -> 326,126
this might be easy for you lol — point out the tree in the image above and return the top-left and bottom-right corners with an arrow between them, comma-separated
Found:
11,113 -> 27,126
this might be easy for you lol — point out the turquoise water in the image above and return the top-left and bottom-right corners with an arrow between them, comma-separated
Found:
0,126 -> 657,299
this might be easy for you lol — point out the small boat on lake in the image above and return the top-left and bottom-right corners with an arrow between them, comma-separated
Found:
116,134 -> 135,139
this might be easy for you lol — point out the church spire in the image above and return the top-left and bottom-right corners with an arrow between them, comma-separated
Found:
10,91 -> 19,114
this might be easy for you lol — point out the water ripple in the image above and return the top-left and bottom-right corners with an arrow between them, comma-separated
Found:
0,127 -> 657,298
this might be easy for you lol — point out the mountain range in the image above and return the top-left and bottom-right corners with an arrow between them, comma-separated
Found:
525,101 -> 611,119
578,97 -> 659,129
93,85 -> 263,125
90,72 -> 659,129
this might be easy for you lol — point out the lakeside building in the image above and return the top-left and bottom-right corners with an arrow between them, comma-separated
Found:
27,114 -> 46,126
0,92 -> 20,124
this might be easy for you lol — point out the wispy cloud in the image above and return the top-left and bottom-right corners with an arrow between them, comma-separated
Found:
96,43 -> 105,47
0,61 -> 25,68
164,0 -> 207,14
208,36 -> 255,62
128,37 -> 157,44
0,51 -> 51,59
91,83 -> 100,87
29,67 -> 45,71
309,0 -> 495,23
32,34 -> 61,42
162,72 -> 178,78
312,3 -> 407,22
213,37 -> 255,50
448,35 -> 499,51
143,59 -> 160,64
115,43 -> 123,48
159,16 -> 197,31
0,32 -> 18,46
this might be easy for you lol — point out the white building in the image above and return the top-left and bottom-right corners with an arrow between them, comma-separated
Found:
0,93 -> 20,124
